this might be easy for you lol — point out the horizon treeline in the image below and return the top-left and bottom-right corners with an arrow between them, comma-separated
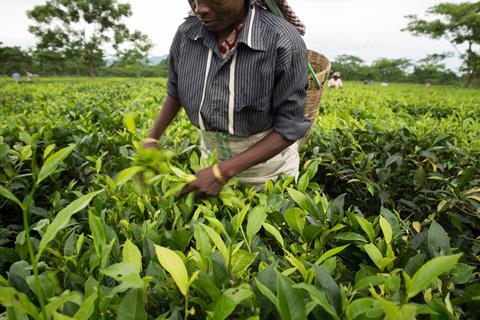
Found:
0,44 -> 466,86
0,0 -> 477,86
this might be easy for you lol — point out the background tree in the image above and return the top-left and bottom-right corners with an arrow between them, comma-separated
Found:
31,49 -> 65,76
27,0 -> 150,77
411,53 -> 459,85
404,1 -> 480,87
0,43 -> 32,75
371,58 -> 412,82
112,31 -> 153,77
331,54 -> 368,81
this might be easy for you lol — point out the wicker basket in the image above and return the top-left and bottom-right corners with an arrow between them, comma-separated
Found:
300,50 -> 331,148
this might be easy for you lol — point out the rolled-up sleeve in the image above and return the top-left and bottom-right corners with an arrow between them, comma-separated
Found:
166,31 -> 181,98
271,49 -> 311,141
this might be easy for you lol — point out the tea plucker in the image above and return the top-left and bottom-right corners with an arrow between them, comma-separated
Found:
144,0 -> 310,198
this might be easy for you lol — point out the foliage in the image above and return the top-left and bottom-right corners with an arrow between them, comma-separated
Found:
27,0 -> 151,77
404,1 -> 480,87
410,53 -> 459,85
0,44 -> 32,75
0,78 -> 479,319
331,54 -> 460,85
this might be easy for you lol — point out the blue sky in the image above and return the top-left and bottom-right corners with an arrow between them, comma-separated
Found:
1,0 -> 472,70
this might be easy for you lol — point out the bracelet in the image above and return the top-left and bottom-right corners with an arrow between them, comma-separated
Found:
212,164 -> 227,184
143,137 -> 159,144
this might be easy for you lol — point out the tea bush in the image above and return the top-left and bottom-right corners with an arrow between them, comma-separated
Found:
0,78 -> 479,319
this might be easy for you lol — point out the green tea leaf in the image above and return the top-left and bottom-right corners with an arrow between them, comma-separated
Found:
287,188 -> 316,215
413,167 -> 426,191
379,216 -> 393,244
123,239 -> 143,273
346,297 -> 383,320
74,292 -> 97,320
20,145 -> 32,161
43,144 -> 56,159
202,224 -> 229,264
0,186 -> 24,209
312,265 -> 342,314
284,207 -> 306,234
231,249 -> 257,276
89,212 -> 106,254
408,254 -> 462,299
102,262 -> 143,290
0,287 -> 40,318
293,283 -> 339,319
428,220 -> 451,257
363,243 -> 384,270
155,245 -> 189,296
263,223 -> 284,248
246,206 -> 267,245
117,288 -> 147,320
370,289 -> 401,320
116,166 -> 141,188
285,252 -> 309,281
38,190 -> 103,256
255,279 -> 278,309
334,232 -> 367,243
354,275 -> 387,291
45,291 -> 82,319
399,304 -> 417,320
315,245 -> 349,265
356,216 -> 376,242
235,204 -> 250,234
209,284 -> 253,320
123,112 -> 136,134
451,263 -> 474,285
37,145 -> 75,185
277,273 -> 307,320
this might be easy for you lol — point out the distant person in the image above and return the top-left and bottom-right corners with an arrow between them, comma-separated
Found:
12,72 -> 21,83
25,71 -> 33,81
328,72 -> 343,89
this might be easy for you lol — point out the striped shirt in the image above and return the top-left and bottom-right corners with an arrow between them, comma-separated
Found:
167,5 -> 310,141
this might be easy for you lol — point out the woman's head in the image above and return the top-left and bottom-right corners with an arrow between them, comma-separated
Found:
188,0 -> 248,34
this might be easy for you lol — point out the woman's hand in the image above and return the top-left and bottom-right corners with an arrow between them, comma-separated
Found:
142,140 -> 158,149
180,166 -> 225,199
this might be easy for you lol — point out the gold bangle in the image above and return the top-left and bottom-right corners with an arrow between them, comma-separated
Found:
212,164 -> 226,184
143,137 -> 158,144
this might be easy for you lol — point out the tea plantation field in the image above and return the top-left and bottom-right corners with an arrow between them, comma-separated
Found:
0,78 -> 479,319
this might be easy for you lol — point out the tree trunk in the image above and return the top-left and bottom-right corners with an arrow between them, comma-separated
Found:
463,63 -> 477,88
89,60 -> 96,78
464,71 -> 474,88
463,43 -> 477,88
75,62 -> 80,76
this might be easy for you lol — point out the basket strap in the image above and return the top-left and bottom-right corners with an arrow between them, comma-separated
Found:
263,0 -> 319,89
263,0 -> 285,18
308,63 -> 321,89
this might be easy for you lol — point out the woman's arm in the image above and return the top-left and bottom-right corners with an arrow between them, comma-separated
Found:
180,131 -> 293,198
143,94 -> 181,148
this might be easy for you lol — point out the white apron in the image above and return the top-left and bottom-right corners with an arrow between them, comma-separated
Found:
197,48 -> 300,189
200,130 -> 299,189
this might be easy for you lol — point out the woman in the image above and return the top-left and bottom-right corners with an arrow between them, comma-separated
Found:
328,72 -> 343,89
143,0 -> 310,198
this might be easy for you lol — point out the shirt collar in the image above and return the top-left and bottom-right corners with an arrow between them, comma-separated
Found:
185,4 -> 266,52
236,4 -> 266,51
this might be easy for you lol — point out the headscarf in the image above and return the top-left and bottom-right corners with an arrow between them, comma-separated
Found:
255,0 -> 306,36
187,0 -> 306,36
